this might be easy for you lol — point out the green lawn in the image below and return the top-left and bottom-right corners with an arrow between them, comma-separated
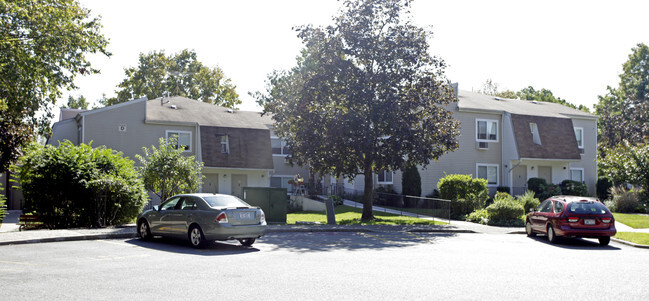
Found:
614,232 -> 649,245
287,205 -> 447,225
613,213 -> 649,229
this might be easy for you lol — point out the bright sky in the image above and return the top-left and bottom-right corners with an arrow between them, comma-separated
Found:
64,0 -> 649,113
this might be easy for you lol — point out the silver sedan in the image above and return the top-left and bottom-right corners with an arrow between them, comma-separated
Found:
137,193 -> 267,248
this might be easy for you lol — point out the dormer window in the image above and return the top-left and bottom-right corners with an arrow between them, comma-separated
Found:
574,127 -> 583,149
221,135 -> 229,154
530,123 -> 542,145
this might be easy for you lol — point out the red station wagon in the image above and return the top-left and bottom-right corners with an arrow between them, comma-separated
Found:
525,195 -> 616,246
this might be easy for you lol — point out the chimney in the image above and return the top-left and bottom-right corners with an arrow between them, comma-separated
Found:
452,82 -> 459,101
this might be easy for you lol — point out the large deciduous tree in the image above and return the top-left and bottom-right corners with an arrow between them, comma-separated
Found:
596,43 -> 649,150
136,137 -> 204,203
0,0 -> 109,173
108,49 -> 240,108
256,0 -> 460,221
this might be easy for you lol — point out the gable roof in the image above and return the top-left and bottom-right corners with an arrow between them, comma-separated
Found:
457,90 -> 597,120
146,96 -> 272,129
511,114 -> 581,160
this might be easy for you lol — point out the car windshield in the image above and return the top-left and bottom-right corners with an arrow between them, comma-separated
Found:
567,202 -> 609,215
202,195 -> 250,208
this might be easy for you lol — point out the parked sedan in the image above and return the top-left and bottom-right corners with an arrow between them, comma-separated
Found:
137,193 -> 267,248
525,195 -> 616,246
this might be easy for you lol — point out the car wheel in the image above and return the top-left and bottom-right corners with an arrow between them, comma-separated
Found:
189,225 -> 205,248
138,220 -> 152,240
547,225 -> 558,244
525,221 -> 535,237
238,238 -> 256,247
599,236 -> 611,246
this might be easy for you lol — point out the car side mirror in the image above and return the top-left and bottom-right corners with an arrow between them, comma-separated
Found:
153,205 -> 159,211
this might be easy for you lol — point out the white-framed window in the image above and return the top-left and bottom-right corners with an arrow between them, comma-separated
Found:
574,127 -> 584,149
570,168 -> 584,183
221,135 -> 229,154
377,169 -> 393,184
166,130 -> 191,152
271,137 -> 292,156
530,123 -> 542,145
477,164 -> 499,186
476,119 -> 498,142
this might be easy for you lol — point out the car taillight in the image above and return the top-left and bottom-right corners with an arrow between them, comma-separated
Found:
216,212 -> 229,224
260,210 -> 266,223
568,217 -> 579,223
601,217 -> 612,223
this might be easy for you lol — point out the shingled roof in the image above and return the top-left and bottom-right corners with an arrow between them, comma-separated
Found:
510,114 -> 581,160
145,96 -> 272,129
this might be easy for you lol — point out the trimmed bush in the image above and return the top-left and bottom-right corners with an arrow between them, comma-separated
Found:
402,162 -> 422,207
485,199 -> 525,226
527,177 -> 547,197
597,177 -> 613,201
560,180 -> 588,197
438,174 -> 488,218
15,141 -> 148,228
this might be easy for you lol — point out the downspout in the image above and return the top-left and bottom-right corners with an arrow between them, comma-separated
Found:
196,122 -> 202,192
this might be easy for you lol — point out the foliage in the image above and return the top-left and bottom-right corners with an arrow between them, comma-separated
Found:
485,198 -> 525,227
255,0 -> 460,221
438,174 -> 489,218
466,209 -> 489,224
597,176 -> 613,201
517,190 -> 540,213
496,186 -> 510,193
477,80 -> 589,112
14,141 -> 147,228
596,43 -> 649,149
0,0 -> 109,173
109,49 -> 240,108
136,137 -> 204,203
599,142 -> 649,198
610,186 -> 640,213
63,95 -> 89,110
401,162 -> 421,207
559,179 -> 588,197
527,177 -> 547,196
328,195 -> 344,206
374,185 -> 401,207
0,183 -> 6,222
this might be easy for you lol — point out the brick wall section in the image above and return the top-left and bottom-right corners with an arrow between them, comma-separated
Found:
511,114 -> 581,160
201,126 -> 273,169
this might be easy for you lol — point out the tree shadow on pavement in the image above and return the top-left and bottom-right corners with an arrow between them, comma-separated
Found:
258,231 -> 458,253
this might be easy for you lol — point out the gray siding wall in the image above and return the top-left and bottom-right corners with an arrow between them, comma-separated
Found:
48,119 -> 78,146
570,118 -> 598,196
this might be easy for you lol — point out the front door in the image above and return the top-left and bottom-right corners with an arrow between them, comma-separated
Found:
538,166 -> 552,184
204,174 -> 219,193
512,165 -> 527,195
231,174 -> 248,199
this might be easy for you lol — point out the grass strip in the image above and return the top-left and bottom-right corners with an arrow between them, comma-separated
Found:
287,205 -> 447,225
613,213 -> 649,229
614,232 -> 649,245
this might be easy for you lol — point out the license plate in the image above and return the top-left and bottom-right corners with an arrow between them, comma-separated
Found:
584,219 -> 596,225
238,212 -> 254,220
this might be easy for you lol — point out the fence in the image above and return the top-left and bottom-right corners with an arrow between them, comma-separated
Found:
344,191 -> 451,223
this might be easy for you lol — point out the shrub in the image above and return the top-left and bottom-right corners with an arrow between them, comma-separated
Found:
560,180 -> 588,197
611,187 -> 639,213
516,190 -> 540,213
466,209 -> 489,224
438,174 -> 489,218
527,177 -> 547,197
485,199 -> 525,226
402,162 -> 421,207
496,186 -> 511,193
603,200 -> 617,212
538,184 -> 562,201
15,141 -> 148,228
329,195 -> 343,206
597,177 -> 613,201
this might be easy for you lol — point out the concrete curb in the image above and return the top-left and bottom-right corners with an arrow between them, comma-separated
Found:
611,237 -> 649,249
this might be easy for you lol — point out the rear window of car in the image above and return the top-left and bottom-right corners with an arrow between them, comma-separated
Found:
202,195 -> 250,208
567,202 -> 609,215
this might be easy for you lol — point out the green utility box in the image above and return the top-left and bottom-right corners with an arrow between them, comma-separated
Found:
242,187 -> 287,224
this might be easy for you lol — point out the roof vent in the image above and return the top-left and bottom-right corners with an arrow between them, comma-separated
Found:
170,105 -> 177,109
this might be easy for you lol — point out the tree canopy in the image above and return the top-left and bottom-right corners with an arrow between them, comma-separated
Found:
256,0 -> 460,220
0,0 -> 110,173
478,80 -> 589,112
105,49 -> 241,108
136,137 -> 204,203
63,95 -> 89,110
596,43 -> 649,149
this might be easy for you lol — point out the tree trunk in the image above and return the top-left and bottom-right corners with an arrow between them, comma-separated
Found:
361,168 -> 374,221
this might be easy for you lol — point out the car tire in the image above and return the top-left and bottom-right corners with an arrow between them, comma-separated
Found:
525,221 -> 535,237
238,238 -> 256,247
189,225 -> 206,248
547,225 -> 558,244
599,236 -> 611,246
138,220 -> 152,241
